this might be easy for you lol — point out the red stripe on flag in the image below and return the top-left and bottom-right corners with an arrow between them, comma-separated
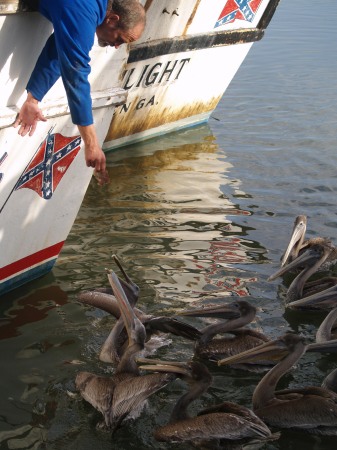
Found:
0,242 -> 65,281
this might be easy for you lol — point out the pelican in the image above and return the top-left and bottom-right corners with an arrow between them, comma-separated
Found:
218,333 -> 337,435
280,215 -> 337,271
77,255 -> 201,364
75,271 -> 177,431
269,241 -> 337,307
179,300 -> 272,372
138,358 -> 274,446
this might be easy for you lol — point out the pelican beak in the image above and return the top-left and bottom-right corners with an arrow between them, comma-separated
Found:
137,357 -> 193,377
178,302 -> 241,320
218,338 -> 289,366
77,290 -> 122,318
107,270 -> 144,344
112,254 -> 140,307
288,284 -> 337,310
307,339 -> 337,353
280,217 -> 306,267
269,246 -> 325,281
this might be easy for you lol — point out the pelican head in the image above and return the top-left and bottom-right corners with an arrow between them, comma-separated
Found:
281,215 -> 307,267
269,243 -> 328,282
218,333 -> 304,367
107,270 -> 146,347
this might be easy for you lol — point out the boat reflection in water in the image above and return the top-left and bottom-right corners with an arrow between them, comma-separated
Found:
72,123 -> 268,303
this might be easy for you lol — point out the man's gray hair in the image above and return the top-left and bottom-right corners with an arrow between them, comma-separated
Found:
108,0 -> 146,31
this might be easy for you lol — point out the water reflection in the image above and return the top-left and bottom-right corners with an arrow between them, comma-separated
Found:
0,281 -> 68,341
59,124 -> 268,303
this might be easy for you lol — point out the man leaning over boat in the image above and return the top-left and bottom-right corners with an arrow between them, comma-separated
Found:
14,0 -> 146,182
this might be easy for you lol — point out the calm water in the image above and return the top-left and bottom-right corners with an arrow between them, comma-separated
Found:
1,1 -> 337,449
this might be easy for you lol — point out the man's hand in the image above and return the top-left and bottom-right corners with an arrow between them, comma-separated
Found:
93,169 -> 110,186
14,92 -> 47,136
78,124 -> 110,185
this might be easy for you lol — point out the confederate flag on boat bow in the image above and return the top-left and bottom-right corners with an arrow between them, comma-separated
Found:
214,0 -> 263,28
15,132 -> 82,200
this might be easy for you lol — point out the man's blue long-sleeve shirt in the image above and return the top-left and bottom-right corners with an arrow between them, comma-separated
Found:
26,0 -> 108,126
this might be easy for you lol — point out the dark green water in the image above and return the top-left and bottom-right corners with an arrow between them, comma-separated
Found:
1,1 -> 337,448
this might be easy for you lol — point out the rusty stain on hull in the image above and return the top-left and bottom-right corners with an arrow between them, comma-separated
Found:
105,95 -> 221,141
184,0 -> 201,36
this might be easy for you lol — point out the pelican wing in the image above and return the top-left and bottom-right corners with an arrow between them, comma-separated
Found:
275,386 -> 337,400
155,412 -> 271,442
230,328 -> 269,342
257,394 -> 337,429
75,371 -> 118,423
198,401 -> 270,431
198,331 -> 268,361
145,317 -> 201,340
111,372 -> 175,423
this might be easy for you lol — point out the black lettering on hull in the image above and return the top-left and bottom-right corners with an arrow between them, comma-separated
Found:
122,58 -> 191,91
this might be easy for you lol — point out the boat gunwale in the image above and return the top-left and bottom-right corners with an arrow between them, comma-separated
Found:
127,0 -> 281,64
0,87 -> 127,130
128,28 -> 264,64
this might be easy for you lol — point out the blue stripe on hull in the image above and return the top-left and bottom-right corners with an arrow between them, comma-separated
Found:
0,259 -> 57,295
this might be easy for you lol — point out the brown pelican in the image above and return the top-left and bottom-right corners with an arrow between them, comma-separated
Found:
280,215 -> 337,271
179,300 -> 272,372
138,358 -> 274,446
77,256 -> 201,364
218,333 -> 337,435
269,241 -> 337,307
75,271 -> 177,431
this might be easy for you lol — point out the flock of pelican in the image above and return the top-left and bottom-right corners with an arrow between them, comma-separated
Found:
74,215 -> 337,447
